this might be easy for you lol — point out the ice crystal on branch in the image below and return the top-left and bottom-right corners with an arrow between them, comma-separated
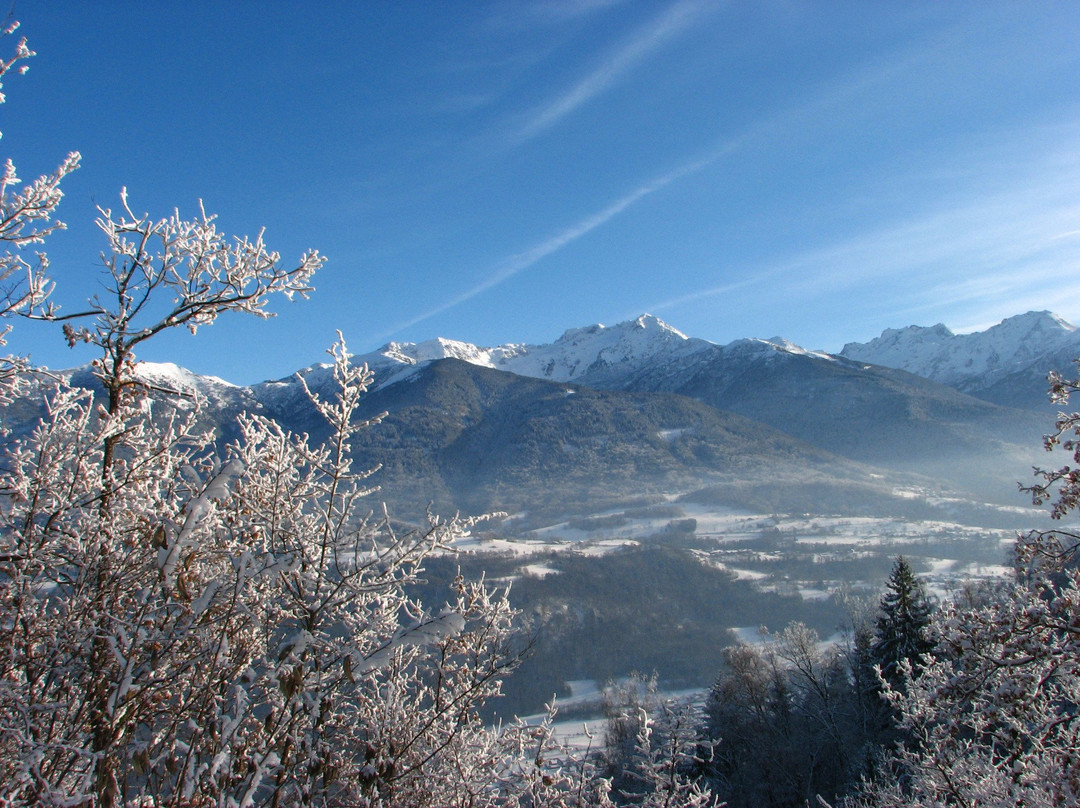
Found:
0,21 -> 79,392
43,188 -> 322,353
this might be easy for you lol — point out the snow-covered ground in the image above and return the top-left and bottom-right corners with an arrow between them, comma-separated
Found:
518,679 -> 707,753
456,496 -> 1030,597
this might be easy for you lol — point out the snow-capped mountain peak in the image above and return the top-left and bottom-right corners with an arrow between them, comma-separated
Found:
840,310 -> 1079,391
527,314 -> 698,381
357,314 -> 710,387
555,314 -> 687,344
379,337 -> 506,367
975,310 -> 1075,343
133,361 -> 237,393
248,309 -> 1079,412
839,324 -> 956,373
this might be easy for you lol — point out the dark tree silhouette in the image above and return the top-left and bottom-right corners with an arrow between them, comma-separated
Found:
870,557 -> 935,689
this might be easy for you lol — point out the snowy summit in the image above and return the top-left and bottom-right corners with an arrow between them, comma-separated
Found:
360,314 -> 713,387
840,311 -> 1080,389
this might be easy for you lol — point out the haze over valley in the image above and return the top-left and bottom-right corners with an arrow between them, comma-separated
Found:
14,309 -> 1067,716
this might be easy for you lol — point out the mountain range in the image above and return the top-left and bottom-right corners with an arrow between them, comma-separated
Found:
14,311 -> 1076,528
352,309 -> 1078,410
10,314 -> 1072,718
841,310 -> 1080,410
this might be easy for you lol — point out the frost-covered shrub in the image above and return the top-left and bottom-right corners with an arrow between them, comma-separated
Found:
852,371 -> 1080,808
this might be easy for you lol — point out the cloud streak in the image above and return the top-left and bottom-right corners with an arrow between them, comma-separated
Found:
512,0 -> 704,142
378,151 -> 724,341
645,133 -> 1080,341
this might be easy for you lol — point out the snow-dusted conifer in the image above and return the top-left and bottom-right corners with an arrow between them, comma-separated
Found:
869,557 -> 934,690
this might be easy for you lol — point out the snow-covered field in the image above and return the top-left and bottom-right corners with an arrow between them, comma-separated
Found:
519,679 -> 707,753
455,496 -> 1032,599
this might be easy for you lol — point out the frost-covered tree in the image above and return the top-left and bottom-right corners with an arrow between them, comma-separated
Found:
0,63 -> 520,808
600,675 -> 712,808
850,370 -> 1080,808
701,643 -> 795,807
701,624 -> 876,808
0,20 -> 78,394
0,318 -> 579,805
0,23 -> 712,808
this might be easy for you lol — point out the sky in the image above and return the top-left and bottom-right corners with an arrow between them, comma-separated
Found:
4,1 -> 1080,384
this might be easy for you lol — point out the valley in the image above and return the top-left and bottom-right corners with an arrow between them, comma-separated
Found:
434,482 -> 1035,717
9,310 -> 1072,718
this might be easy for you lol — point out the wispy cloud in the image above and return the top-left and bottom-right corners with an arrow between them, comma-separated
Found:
512,0 -> 704,142
648,275 -> 775,315
523,0 -> 633,26
646,133 -> 1080,337
483,0 -> 632,32
378,151 -> 724,341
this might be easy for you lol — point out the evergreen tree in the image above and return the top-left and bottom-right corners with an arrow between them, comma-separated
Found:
870,557 -> 935,689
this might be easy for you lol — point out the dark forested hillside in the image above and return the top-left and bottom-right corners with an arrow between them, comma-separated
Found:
586,339 -> 1045,502
336,358 -> 888,520
412,543 -> 846,719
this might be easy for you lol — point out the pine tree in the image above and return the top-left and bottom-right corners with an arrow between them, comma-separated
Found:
870,557 -> 935,689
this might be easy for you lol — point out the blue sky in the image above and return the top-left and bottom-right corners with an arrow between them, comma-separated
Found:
5,1 -> 1080,383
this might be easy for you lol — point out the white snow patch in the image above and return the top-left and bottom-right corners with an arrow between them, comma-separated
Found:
520,563 -> 559,578
763,337 -> 838,362
452,536 -> 563,556
574,538 -> 639,556
731,626 -> 768,645
657,428 -> 690,441
926,558 -> 957,574
956,562 -> 1012,578
710,562 -> 769,581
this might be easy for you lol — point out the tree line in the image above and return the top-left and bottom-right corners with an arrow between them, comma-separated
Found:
591,555 -> 935,807
599,515 -> 1080,808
